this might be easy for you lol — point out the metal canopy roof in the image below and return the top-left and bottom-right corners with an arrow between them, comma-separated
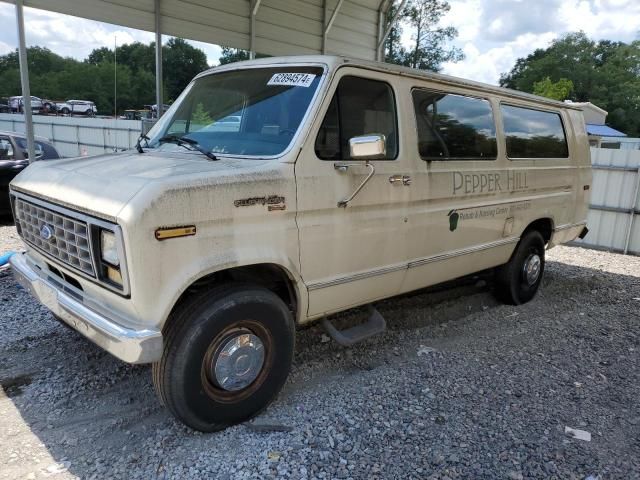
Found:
3,0 -> 400,162
1,0 -> 394,60
586,124 -> 627,138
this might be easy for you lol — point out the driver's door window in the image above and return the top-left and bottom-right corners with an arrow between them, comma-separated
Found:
314,76 -> 398,160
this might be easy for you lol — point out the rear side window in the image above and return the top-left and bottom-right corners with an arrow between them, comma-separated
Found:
412,89 -> 497,161
501,105 -> 569,158
315,76 -> 398,160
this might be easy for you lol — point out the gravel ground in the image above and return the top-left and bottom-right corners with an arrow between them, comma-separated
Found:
1,219 -> 639,480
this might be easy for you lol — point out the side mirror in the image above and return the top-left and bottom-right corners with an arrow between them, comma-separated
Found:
349,134 -> 386,160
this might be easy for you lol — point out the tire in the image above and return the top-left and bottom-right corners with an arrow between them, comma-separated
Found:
494,230 -> 546,305
152,284 -> 295,432
61,108 -> 70,115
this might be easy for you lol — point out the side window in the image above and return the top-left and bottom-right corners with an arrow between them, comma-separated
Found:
412,89 -> 497,161
14,138 -> 44,159
501,105 -> 569,158
0,137 -> 14,160
315,76 -> 398,160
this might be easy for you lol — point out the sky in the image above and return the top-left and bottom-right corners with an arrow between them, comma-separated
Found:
0,0 -> 638,86
437,0 -> 640,83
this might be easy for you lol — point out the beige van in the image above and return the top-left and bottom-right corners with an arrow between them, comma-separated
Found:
9,56 -> 590,431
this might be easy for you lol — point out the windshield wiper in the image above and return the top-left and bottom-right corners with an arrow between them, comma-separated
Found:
158,134 -> 218,161
135,133 -> 150,154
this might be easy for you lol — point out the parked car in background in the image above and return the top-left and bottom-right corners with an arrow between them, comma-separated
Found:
121,109 -> 152,120
0,131 -> 60,214
57,100 -> 97,116
144,104 -> 171,118
8,96 -> 43,114
0,102 -> 10,114
41,99 -> 58,114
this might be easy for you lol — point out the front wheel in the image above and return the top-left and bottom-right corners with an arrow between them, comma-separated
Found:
152,284 -> 295,432
494,230 -> 546,305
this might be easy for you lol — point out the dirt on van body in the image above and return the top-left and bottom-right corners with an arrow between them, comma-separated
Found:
1,221 -> 639,479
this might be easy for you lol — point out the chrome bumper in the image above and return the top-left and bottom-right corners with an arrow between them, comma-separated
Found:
9,252 -> 162,364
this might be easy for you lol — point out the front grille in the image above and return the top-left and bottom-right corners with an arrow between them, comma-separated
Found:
14,197 -> 95,276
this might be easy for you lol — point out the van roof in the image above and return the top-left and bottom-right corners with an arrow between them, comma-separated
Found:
203,55 -> 580,111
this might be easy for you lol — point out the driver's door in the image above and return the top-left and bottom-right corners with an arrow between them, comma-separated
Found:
296,70 -> 413,318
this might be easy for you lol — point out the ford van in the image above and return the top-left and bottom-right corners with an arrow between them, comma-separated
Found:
9,56 -> 590,431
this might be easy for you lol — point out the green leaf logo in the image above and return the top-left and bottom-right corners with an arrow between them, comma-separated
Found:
447,210 -> 459,232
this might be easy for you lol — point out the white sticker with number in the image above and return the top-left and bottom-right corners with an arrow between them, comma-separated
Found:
267,73 -> 316,88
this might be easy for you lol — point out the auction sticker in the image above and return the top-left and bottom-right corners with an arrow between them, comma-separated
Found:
268,73 -> 316,87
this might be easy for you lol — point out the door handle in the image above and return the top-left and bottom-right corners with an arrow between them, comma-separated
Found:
389,174 -> 411,186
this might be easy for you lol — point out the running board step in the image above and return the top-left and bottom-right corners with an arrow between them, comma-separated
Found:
322,305 -> 386,347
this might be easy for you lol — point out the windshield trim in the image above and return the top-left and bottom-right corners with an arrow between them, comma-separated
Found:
149,62 -> 329,161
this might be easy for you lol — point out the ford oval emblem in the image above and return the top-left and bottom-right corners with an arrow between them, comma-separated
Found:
40,224 -> 54,241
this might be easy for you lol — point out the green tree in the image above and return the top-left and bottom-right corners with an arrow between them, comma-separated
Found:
0,39 -> 210,115
533,77 -> 574,101
218,47 -> 270,65
382,0 -> 463,71
86,47 -> 113,66
404,0 -> 463,70
219,47 -> 250,65
500,32 -> 640,136
191,102 -> 212,126
383,3 -> 411,65
163,38 -> 209,101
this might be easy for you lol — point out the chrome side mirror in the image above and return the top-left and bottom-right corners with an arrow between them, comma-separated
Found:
349,134 -> 386,160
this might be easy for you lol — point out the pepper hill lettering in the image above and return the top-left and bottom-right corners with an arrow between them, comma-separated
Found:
452,171 -> 529,195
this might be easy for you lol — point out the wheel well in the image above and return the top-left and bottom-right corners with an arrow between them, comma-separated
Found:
523,218 -> 553,244
172,264 -> 298,321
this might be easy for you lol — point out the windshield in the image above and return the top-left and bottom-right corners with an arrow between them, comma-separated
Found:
147,66 -> 324,157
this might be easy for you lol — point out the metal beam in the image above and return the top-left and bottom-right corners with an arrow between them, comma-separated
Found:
323,0 -> 345,54
15,0 -> 36,163
376,0 -> 408,61
376,1 -> 389,61
155,0 -> 163,118
376,0 -> 394,61
249,0 -> 262,59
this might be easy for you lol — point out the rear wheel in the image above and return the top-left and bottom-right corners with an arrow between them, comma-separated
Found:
494,230 -> 546,305
60,107 -> 70,115
152,284 -> 295,432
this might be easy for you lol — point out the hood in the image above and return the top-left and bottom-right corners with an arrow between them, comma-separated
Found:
10,151 -> 268,221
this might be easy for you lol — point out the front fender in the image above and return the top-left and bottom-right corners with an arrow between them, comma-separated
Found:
160,250 -> 308,329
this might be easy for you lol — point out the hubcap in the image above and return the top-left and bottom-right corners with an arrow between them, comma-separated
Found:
211,332 -> 265,392
523,253 -> 541,286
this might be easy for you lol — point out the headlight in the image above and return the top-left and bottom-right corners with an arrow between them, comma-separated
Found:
100,230 -> 120,266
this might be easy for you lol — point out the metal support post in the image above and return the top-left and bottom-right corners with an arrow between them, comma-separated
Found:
250,0 -> 262,59
623,167 -> 640,254
155,0 -> 164,117
376,0 -> 408,62
323,0 -> 345,54
15,0 -> 36,163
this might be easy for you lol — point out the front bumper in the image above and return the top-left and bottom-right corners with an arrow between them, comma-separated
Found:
10,252 -> 162,364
